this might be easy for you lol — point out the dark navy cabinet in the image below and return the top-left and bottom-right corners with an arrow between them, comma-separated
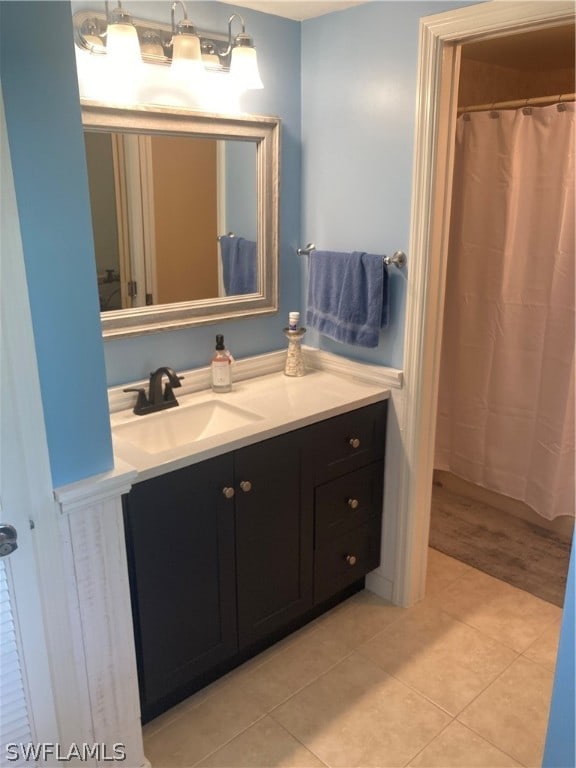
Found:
123,400 -> 387,723
234,430 -> 313,648
123,454 -> 237,722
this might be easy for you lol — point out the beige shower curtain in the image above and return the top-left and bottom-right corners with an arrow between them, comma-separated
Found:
435,102 -> 575,520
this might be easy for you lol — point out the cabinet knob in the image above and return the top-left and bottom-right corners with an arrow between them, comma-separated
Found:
345,554 -> 358,566
240,480 -> 252,493
222,486 -> 235,499
348,437 -> 361,449
347,498 -> 359,510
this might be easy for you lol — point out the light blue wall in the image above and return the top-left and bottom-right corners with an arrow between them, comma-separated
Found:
87,1 -> 302,385
301,1 -> 466,368
543,535 -> 575,768
0,1 -> 113,487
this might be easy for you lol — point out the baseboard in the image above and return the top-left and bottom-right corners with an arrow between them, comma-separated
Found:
365,568 -> 394,602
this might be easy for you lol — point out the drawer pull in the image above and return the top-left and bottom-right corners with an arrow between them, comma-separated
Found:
348,437 -> 361,449
347,498 -> 360,510
222,486 -> 235,499
345,554 -> 358,566
240,480 -> 252,493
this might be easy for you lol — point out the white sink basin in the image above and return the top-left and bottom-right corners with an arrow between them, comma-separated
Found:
113,400 -> 263,454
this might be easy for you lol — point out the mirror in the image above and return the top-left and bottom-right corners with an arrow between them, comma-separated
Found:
81,100 -> 280,339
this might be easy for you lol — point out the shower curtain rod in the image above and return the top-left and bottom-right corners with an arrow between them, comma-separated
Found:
458,92 -> 575,115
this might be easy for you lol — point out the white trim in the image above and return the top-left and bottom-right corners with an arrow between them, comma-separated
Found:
217,140 -> 227,297
54,460 -> 137,515
397,0 -> 575,607
111,133 -> 131,309
57,495 -> 146,767
366,383 -> 406,603
303,347 -> 403,388
123,134 -> 147,307
139,134 -> 158,305
108,347 -> 403,414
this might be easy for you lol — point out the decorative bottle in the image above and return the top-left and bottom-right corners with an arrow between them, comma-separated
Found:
284,312 -> 306,377
211,334 -> 232,393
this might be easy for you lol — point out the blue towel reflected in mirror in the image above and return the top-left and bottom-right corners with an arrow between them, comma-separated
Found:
219,235 -> 258,296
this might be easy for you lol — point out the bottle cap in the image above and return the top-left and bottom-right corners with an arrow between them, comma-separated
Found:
216,334 -> 225,350
288,312 -> 300,330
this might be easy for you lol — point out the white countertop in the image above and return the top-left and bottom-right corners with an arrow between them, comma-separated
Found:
111,369 -> 390,482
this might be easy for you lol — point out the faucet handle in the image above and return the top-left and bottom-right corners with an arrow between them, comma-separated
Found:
123,387 -> 150,415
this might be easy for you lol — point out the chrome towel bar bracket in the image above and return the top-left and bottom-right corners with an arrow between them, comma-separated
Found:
297,243 -> 316,255
383,251 -> 407,268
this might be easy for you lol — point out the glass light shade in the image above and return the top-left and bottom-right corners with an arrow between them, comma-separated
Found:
106,21 -> 141,66
171,33 -> 204,79
140,39 -> 164,58
230,45 -> 263,90
202,52 -> 221,67
84,33 -> 105,50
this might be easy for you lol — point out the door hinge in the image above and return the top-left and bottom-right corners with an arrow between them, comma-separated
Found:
127,280 -> 137,298
145,293 -> 154,305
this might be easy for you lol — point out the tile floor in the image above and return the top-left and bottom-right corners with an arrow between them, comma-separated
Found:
143,549 -> 562,767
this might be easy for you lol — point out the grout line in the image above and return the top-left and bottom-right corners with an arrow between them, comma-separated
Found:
262,648 -> 357,716
453,718 -> 529,766
266,715 -> 331,768
402,718 -> 457,767
189,712 -> 270,767
453,654 -> 549,766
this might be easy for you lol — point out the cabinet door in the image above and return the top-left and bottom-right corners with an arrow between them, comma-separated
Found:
123,453 -> 236,721
235,431 -> 313,648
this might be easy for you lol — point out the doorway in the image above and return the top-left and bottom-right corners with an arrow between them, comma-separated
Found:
393,0 -> 576,609
428,25 -> 575,608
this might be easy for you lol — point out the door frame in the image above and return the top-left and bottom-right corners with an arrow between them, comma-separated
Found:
394,0 -> 575,607
0,84 -> 65,765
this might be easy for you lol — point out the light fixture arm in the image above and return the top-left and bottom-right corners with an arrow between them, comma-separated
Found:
222,13 -> 250,58
105,0 -> 132,27
171,1 -> 188,34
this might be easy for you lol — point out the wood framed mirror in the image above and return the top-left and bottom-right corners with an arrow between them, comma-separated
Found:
81,100 -> 280,339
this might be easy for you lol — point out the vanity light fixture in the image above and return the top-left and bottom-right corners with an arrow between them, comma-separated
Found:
73,4 -> 264,91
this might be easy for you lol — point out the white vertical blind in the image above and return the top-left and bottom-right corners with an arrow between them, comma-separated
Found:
0,559 -> 33,767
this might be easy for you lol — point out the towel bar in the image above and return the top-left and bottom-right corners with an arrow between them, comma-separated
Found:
297,243 -> 407,269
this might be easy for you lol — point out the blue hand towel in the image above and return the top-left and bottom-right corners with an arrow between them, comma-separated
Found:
306,250 -> 389,347
219,236 -> 258,295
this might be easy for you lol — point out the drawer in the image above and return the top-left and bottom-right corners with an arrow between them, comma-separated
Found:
304,401 -> 387,484
314,518 -> 382,605
315,463 -> 383,547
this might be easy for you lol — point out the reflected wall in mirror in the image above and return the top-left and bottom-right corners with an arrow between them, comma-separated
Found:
81,101 -> 279,339
85,132 -> 257,310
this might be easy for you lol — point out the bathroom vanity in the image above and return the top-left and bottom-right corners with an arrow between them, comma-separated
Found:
114,368 -> 389,722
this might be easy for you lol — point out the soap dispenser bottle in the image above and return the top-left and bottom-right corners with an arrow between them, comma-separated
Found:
211,334 -> 232,393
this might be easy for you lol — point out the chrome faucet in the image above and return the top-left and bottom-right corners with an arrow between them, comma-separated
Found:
124,367 -> 183,416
